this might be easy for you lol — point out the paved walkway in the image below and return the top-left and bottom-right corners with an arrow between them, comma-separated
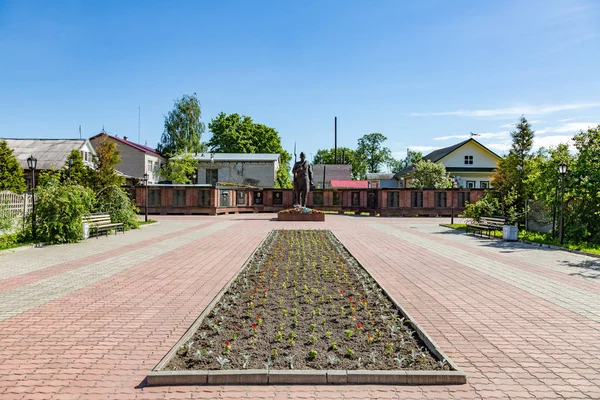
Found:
1,214 -> 599,400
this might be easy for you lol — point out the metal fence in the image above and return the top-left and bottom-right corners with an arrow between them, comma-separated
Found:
525,198 -> 553,233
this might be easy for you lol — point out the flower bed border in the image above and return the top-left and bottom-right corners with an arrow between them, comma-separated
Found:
277,213 -> 325,222
146,231 -> 466,386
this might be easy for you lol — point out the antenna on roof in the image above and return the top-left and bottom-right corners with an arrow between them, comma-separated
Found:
470,132 -> 480,137
138,107 -> 141,144
79,125 -> 82,139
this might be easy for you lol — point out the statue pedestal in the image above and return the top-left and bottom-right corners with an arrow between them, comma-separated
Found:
277,213 -> 325,222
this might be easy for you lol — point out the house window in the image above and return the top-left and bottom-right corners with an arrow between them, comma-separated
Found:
434,192 -> 447,208
206,169 -> 218,186
148,190 -> 161,206
387,191 -> 399,208
129,189 -> 136,201
480,181 -> 489,189
273,191 -> 283,205
198,190 -> 210,206
466,181 -> 476,189
351,192 -> 360,206
173,190 -> 186,206
411,192 -> 423,208
333,192 -> 341,206
464,155 -> 473,165
147,160 -> 153,173
236,190 -> 245,205
458,192 -> 470,208
313,192 -> 323,206
154,162 -> 160,172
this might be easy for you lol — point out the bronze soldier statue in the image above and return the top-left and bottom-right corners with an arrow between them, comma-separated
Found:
292,152 -> 313,207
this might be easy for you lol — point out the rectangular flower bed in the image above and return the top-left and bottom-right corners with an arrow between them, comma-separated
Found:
148,230 -> 466,385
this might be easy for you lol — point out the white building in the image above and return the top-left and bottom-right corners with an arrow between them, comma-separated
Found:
192,153 -> 280,188
395,138 -> 502,189
89,132 -> 165,184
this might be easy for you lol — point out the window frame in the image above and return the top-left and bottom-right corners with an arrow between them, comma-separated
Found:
464,155 -> 473,165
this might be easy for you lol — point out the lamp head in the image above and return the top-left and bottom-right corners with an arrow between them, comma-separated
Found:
27,155 -> 37,170
558,163 -> 568,175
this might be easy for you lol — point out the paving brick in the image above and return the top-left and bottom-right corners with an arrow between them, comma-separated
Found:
0,215 -> 598,399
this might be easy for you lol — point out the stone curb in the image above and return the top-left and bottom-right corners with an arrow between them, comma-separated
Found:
147,230 -> 467,386
147,369 -> 466,386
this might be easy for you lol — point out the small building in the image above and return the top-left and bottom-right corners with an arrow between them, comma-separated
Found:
366,173 -> 400,188
3,138 -> 96,189
192,153 -> 280,188
89,132 -> 165,184
395,138 -> 502,189
312,164 -> 352,189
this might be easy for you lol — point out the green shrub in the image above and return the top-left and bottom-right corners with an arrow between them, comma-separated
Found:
94,185 -> 140,229
33,179 -> 95,244
463,191 -> 501,222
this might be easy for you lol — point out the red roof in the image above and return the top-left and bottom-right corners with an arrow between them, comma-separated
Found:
89,133 -> 162,157
330,180 -> 369,189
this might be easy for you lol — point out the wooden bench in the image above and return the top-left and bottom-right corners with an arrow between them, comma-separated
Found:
82,213 -> 124,238
466,216 -> 507,238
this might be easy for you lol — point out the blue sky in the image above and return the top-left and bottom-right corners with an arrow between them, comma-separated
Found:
1,0 -> 599,166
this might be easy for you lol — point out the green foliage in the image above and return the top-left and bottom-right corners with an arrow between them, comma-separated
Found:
492,116 -> 536,225
356,133 -> 392,174
161,152 -> 198,184
565,124 -> 600,243
462,191 -> 501,222
95,186 -> 140,229
312,147 -> 366,180
0,139 -> 27,193
64,149 -> 92,186
158,93 -> 206,156
91,134 -> 125,192
389,150 -> 422,174
410,160 -> 451,188
38,168 -> 64,187
33,179 -> 95,244
208,112 -> 292,188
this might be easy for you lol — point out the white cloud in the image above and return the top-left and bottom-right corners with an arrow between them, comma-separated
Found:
536,130 -> 549,135
534,135 -> 573,150
484,142 -> 512,153
499,120 -> 541,128
409,103 -> 600,118
544,122 -> 598,133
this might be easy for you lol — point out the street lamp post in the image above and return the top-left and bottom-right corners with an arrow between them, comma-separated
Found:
558,163 -> 567,245
27,155 -> 37,240
143,173 -> 149,222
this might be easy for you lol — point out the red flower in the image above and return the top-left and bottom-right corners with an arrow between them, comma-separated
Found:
339,289 -> 344,294
357,322 -> 363,330
253,323 -> 257,329
225,341 -> 230,346
349,297 -> 353,302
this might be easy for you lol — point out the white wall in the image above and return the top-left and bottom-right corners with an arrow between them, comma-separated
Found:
197,161 -> 277,187
440,141 -> 499,168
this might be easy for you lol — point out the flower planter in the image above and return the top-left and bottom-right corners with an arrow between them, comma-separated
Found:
278,213 -> 325,222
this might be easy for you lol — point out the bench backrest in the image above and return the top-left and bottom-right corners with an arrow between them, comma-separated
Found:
480,216 -> 507,226
82,214 -> 112,224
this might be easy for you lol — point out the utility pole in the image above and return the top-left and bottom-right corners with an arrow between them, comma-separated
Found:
334,117 -> 337,164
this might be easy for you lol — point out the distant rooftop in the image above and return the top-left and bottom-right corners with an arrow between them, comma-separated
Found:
2,138 -> 94,170
366,173 -> 395,180
89,132 -> 162,157
330,179 -> 369,189
192,153 -> 280,162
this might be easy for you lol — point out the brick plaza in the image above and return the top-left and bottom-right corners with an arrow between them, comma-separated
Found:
1,214 -> 599,399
